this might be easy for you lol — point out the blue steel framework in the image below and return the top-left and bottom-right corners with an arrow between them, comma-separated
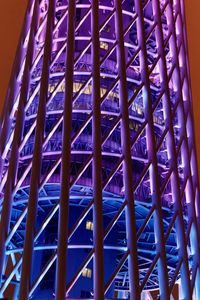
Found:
0,0 -> 199,299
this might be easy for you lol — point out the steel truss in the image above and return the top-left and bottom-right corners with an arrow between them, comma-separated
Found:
0,0 -> 200,299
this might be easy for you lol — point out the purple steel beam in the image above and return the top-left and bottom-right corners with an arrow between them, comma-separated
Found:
115,1 -> 140,298
91,1 -> 104,298
0,0 -> 39,285
180,0 -> 200,232
0,1 -> 200,299
168,0 -> 200,296
18,1 -> 56,299
178,0 -> 200,227
151,0 -> 192,298
0,8 -> 118,196
134,0 -> 170,298
55,1 -> 76,299
0,10 -> 136,196
0,0 -> 34,179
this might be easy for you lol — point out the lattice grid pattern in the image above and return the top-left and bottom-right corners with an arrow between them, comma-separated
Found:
0,0 -> 200,299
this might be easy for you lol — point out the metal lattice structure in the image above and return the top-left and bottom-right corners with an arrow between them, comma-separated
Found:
0,0 -> 200,299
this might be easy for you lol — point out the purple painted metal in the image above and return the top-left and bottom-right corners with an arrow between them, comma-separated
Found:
0,0 -> 39,287
114,1 -> 140,298
91,0 -> 104,299
55,0 -> 76,299
168,0 -> 200,297
0,0 -> 34,179
0,1 -> 199,299
151,0 -> 192,298
19,1 -> 56,299
134,0 -> 170,298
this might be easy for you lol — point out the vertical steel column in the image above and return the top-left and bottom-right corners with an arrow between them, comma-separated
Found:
91,1 -> 104,299
55,1 -> 76,299
169,0 -> 200,297
134,0 -> 170,298
0,0 -> 34,179
179,0 -> 200,226
178,0 -> 200,225
179,0 -> 200,229
18,1 -> 55,299
114,1 -> 140,299
151,0 -> 193,299
0,0 -> 39,288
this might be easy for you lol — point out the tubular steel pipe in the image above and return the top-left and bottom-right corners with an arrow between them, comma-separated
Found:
55,0 -> 76,299
0,0 -> 34,180
180,0 -> 200,245
114,1 -> 140,299
167,0 -> 200,297
0,0 -> 200,299
18,1 -> 56,299
178,0 -> 200,228
151,0 -> 193,298
91,1 -> 105,299
134,0 -> 170,298
0,0 -> 40,287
